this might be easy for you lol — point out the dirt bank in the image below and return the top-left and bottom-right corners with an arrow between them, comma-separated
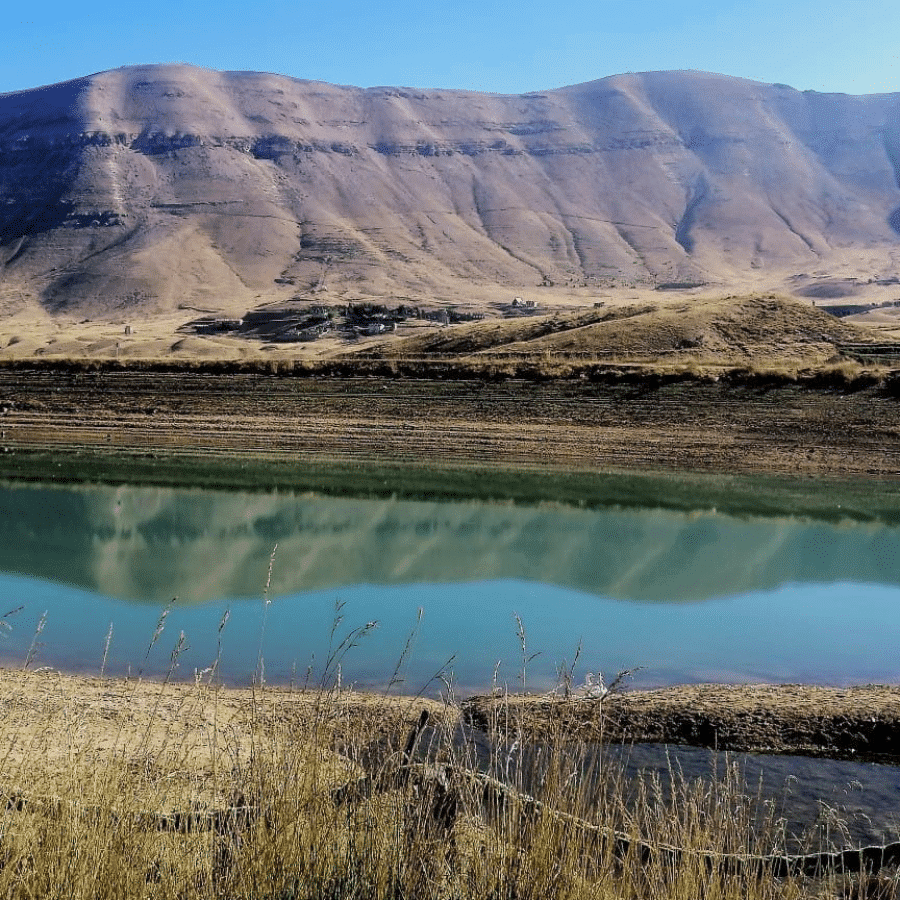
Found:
465,683 -> 900,762
0,368 -> 899,481
3,670 -> 900,777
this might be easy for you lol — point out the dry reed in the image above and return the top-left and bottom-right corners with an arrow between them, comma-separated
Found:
0,604 -> 874,899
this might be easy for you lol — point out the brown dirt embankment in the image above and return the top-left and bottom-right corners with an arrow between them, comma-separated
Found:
463,684 -> 900,763
4,671 -> 900,775
0,368 -> 899,479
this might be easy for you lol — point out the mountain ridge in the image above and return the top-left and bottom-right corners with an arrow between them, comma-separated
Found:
1,63 -> 899,326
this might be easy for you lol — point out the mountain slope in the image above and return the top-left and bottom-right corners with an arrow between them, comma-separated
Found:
1,65 -> 899,319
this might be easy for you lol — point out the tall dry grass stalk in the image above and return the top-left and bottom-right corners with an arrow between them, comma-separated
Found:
0,608 -> 865,899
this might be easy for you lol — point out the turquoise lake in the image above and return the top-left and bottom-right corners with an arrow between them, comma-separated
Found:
0,475 -> 898,694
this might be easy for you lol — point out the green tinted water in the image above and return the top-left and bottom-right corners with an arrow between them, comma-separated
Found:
1,463 -> 898,692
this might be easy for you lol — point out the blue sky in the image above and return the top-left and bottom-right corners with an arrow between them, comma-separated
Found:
5,0 -> 898,96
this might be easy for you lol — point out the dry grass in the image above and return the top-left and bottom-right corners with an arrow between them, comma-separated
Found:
0,652 -> 871,899
351,293 -> 868,365
1,293 -> 893,387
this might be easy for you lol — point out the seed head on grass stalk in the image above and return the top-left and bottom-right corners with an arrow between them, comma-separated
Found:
141,630 -> 190,749
514,612 -> 540,691
555,641 -> 583,700
384,606 -> 423,694
255,543 -> 278,686
133,597 -> 175,683
210,606 -> 231,683
100,621 -> 113,679
23,610 -> 46,670
320,600 -> 379,694
0,603 -> 23,638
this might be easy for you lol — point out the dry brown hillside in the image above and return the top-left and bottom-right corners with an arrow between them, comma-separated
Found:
1,65 -> 899,360
353,294 -> 873,372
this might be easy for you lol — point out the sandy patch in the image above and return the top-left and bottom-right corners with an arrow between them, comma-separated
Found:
0,667 -> 448,803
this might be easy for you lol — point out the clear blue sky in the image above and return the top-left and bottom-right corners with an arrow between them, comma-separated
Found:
5,0 -> 898,97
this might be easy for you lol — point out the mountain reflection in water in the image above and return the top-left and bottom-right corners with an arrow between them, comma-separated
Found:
2,480 -> 900,605
0,478 -> 899,690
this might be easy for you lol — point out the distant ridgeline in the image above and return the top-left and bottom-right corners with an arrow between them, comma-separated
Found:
0,65 -> 899,314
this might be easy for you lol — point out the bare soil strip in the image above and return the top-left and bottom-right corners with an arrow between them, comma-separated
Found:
0,369 -> 899,479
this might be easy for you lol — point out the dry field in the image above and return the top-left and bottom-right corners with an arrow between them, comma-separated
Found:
0,291 -> 895,372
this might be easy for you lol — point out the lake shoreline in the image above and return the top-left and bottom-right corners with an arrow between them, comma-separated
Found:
3,668 -> 899,769
2,368 -> 899,764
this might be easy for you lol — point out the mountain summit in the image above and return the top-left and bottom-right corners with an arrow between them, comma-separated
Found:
1,64 -> 899,318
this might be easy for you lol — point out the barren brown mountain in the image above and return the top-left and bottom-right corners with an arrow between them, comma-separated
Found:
1,64 -> 900,358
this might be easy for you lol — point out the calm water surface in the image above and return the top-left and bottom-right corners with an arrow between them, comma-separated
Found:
1,476 -> 898,693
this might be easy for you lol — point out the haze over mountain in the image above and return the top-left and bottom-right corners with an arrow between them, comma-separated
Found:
1,64 -> 899,321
